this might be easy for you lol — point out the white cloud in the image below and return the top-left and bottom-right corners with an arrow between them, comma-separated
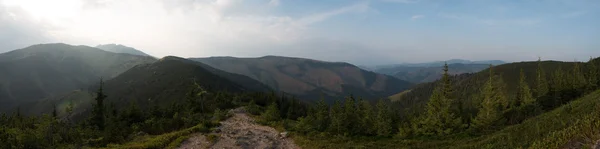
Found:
0,0 -> 372,59
296,2 -> 370,26
411,15 -> 424,20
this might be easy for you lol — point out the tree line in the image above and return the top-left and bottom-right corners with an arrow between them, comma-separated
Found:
279,57 -> 600,138
0,80 -> 307,148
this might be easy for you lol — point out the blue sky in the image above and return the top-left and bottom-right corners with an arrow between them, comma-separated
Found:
1,0 -> 599,65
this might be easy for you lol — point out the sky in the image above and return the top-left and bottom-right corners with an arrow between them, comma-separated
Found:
0,0 -> 599,65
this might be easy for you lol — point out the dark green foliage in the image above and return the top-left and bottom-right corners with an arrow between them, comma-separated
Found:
246,100 -> 261,115
586,57 -> 598,91
535,58 -> 549,98
328,99 -> 345,135
517,69 -> 535,106
314,96 -> 330,132
472,65 -> 508,131
0,80 -> 306,148
375,100 -> 393,136
261,102 -> 281,122
91,79 -> 107,130
414,63 -> 463,136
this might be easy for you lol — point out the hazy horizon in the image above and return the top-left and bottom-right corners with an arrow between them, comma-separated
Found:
1,0 -> 599,65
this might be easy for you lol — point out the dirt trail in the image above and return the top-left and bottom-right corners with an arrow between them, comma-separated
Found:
178,108 -> 301,149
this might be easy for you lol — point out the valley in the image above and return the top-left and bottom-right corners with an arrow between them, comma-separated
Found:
0,43 -> 599,149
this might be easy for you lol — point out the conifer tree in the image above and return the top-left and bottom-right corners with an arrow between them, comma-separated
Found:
587,57 -> 599,90
91,79 -> 107,130
358,98 -> 374,135
262,102 -> 280,122
535,57 -> 549,98
343,96 -> 357,135
517,69 -> 535,106
551,66 -> 566,105
328,99 -> 345,135
472,65 -> 504,130
572,62 -> 587,90
65,100 -> 74,123
314,95 -> 330,132
417,63 -> 462,136
375,100 -> 392,136
52,104 -> 58,118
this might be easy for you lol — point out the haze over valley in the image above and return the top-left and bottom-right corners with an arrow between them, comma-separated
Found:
1,0 -> 600,148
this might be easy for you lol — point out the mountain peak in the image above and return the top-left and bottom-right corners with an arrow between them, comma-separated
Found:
96,44 -> 152,57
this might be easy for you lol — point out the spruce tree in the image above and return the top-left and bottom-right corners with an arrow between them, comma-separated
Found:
91,79 -> 107,130
52,104 -> 58,118
572,62 -> 587,91
314,96 -> 330,132
261,102 -> 280,122
472,65 -> 504,130
551,66 -> 566,105
375,100 -> 392,136
517,69 -> 535,106
358,98 -> 374,135
417,63 -> 462,136
328,99 -> 345,135
587,57 -> 598,91
535,57 -> 549,98
343,96 -> 357,135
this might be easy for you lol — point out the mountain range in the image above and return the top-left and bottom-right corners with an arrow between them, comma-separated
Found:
191,56 -> 413,102
367,59 -> 506,83
95,44 -> 153,57
0,43 -> 156,112
1,43 -> 415,115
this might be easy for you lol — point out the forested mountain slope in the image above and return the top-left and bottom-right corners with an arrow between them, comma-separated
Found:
0,43 -> 156,111
191,56 -> 413,102
391,59 -> 598,116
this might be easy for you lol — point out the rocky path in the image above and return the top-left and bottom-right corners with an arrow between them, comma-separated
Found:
178,108 -> 301,149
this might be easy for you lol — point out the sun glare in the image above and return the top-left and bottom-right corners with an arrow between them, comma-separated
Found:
2,0 -> 82,21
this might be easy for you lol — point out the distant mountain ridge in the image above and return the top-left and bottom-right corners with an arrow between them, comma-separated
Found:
190,56 -> 413,102
19,55 -> 274,116
371,59 -> 506,69
0,43 -> 156,112
96,44 -> 153,57
367,59 -> 506,83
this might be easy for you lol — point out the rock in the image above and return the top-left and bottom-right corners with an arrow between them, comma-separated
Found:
280,132 -> 288,138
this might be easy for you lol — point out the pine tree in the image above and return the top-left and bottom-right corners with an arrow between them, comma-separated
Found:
65,100 -> 74,123
587,57 -> 598,91
314,96 -> 330,132
261,102 -> 281,122
572,62 -> 587,90
358,98 -> 374,135
343,96 -> 357,135
417,63 -> 462,136
328,99 -> 345,135
91,79 -> 107,130
247,100 -> 260,115
375,100 -> 392,136
551,66 -> 566,106
472,65 -> 504,130
52,104 -> 58,118
535,57 -> 549,98
517,69 -> 535,106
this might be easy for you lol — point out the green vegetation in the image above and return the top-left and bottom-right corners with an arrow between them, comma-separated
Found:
2,52 -> 599,149
0,79 -> 307,148
258,57 -> 600,148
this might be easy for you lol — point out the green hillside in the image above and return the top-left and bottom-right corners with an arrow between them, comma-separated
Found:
375,63 -> 491,83
392,59 -> 597,116
0,43 -> 156,111
191,56 -> 413,102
